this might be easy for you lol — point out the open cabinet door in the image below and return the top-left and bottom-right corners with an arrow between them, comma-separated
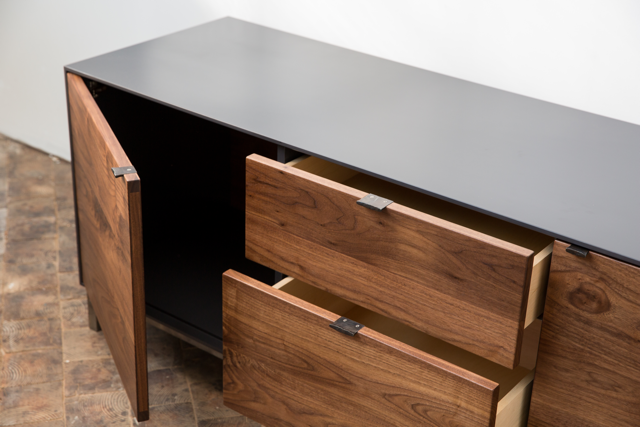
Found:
67,73 -> 149,421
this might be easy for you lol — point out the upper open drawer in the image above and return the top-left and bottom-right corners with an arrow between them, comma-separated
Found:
245,154 -> 553,368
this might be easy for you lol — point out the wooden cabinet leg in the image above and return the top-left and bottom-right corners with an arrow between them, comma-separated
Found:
88,297 -> 101,332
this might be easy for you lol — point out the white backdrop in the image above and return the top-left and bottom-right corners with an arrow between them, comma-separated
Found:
0,0 -> 230,159
1,0 -> 639,160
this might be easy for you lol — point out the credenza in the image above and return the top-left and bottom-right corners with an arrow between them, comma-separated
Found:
65,17 -> 640,425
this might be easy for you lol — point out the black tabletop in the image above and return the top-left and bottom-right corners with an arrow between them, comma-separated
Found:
66,17 -> 640,267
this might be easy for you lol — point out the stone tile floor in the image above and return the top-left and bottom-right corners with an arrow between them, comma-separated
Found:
0,134 -> 259,427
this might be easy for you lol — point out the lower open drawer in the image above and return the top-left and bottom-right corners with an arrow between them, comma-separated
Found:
222,270 -> 541,427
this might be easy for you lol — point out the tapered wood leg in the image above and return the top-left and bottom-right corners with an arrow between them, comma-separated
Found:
88,297 -> 101,332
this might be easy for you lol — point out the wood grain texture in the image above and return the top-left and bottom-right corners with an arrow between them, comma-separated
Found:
245,154 -> 534,368
222,269 -> 500,427
67,73 -> 148,421
528,241 -> 640,426
525,243 -> 553,327
496,371 -> 534,427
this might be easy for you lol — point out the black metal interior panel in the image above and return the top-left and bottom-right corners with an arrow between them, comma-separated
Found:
93,85 -> 275,341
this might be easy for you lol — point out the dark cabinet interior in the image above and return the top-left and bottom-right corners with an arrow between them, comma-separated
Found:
88,79 -> 278,351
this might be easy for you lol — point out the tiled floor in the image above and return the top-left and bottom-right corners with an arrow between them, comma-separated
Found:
0,135 -> 259,427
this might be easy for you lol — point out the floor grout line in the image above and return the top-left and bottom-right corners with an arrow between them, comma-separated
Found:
2,315 -> 62,322
1,347 -> 63,356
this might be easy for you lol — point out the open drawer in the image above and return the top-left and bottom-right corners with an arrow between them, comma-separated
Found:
223,270 -> 540,426
245,154 -> 553,369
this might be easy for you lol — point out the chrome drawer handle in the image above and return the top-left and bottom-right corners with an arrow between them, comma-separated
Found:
112,165 -> 137,178
357,194 -> 393,211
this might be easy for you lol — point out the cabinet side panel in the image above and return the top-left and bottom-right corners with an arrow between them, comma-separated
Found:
67,73 -> 149,421
64,71 -> 84,282
529,241 -> 640,426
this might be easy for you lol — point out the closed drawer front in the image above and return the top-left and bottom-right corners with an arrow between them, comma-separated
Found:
223,270 -> 540,427
245,154 -> 553,368
528,241 -> 640,426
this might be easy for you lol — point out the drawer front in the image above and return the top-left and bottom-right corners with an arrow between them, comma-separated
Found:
528,241 -> 640,426
67,73 -> 148,421
222,270 -> 500,426
246,154 -> 535,368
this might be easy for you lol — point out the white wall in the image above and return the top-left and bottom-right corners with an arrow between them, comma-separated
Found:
0,0 -> 230,159
2,0 -> 639,160
228,0 -> 640,126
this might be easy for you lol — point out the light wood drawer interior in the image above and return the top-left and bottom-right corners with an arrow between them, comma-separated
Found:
290,155 -> 554,328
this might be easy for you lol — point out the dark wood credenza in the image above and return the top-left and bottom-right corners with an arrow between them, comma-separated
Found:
65,18 -> 640,425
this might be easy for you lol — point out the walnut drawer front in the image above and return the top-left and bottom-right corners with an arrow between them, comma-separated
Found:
223,270 -> 539,427
528,241 -> 640,426
245,154 -> 553,368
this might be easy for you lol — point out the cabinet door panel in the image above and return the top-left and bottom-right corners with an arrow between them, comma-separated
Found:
67,73 -> 148,421
528,241 -> 640,426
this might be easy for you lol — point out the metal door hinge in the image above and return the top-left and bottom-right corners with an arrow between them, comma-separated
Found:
357,194 -> 393,211
88,81 -> 107,98
330,317 -> 364,336
566,244 -> 589,258
112,166 -> 137,178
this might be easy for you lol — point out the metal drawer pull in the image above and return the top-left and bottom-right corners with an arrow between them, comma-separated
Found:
357,194 -> 393,211
330,317 -> 363,336
112,166 -> 137,178
566,244 -> 589,258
